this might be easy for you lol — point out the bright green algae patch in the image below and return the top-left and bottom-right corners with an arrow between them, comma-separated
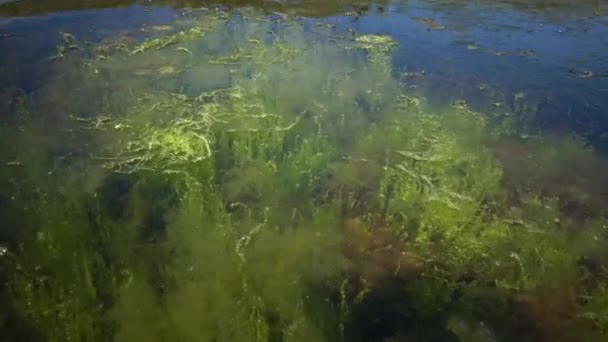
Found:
2,9 -> 608,342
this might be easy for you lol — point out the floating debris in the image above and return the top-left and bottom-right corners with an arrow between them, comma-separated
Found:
452,99 -> 469,109
492,50 -> 510,56
354,34 -> 397,53
50,31 -> 78,60
402,70 -> 426,79
157,65 -> 177,76
477,84 -> 489,91
569,69 -> 595,79
489,48 -> 537,58
130,25 -> 216,54
60,31 -> 76,46
517,49 -> 537,57
314,22 -> 335,29
414,17 -> 447,30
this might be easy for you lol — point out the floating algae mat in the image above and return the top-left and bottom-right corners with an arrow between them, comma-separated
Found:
2,8 -> 608,342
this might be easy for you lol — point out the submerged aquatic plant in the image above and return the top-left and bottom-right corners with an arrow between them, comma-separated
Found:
83,92 -> 215,174
2,7 -> 608,342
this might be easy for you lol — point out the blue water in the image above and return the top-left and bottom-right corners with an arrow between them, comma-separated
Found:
1,0 -> 607,149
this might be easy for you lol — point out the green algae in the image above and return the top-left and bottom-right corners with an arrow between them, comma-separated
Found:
2,8 -> 608,342
354,34 -> 396,53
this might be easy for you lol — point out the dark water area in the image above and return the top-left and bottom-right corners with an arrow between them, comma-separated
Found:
1,1 -> 608,341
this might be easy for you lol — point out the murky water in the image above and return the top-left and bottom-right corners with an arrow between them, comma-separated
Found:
1,1 -> 608,341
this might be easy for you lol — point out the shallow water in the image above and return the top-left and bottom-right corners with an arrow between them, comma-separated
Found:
1,0 -> 608,146
1,1 -> 608,341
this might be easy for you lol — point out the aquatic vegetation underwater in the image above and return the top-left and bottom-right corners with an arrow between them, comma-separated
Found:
2,8 -> 608,342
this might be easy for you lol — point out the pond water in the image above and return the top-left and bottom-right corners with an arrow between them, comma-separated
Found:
1,1 -> 608,341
